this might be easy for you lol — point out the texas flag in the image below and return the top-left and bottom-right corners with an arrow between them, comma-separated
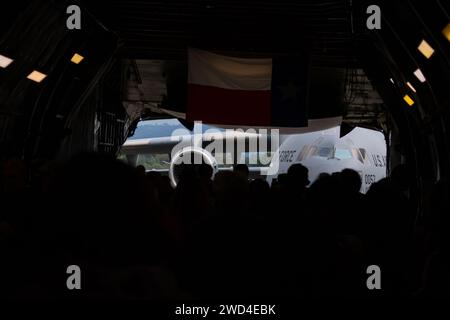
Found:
187,48 -> 309,127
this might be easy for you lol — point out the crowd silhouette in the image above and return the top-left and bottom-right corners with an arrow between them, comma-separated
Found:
0,152 -> 448,299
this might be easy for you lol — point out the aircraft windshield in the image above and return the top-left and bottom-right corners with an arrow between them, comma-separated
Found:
298,145 -> 356,161
318,147 -> 333,157
335,149 -> 352,160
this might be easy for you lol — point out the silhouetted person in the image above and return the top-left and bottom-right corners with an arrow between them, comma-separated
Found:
364,164 -> 416,295
198,163 -> 213,181
22,152 -> 178,299
337,169 -> 365,235
340,168 -> 362,194
136,164 -> 146,177
391,163 -> 412,195
249,178 -> 271,217
234,163 -> 249,181
417,179 -> 450,297
281,163 -> 309,210
287,163 -> 310,191
277,173 -> 288,188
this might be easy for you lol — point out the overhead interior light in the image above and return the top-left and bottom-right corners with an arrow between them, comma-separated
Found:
413,68 -> 426,83
27,70 -> 47,83
70,53 -> 84,64
390,78 -> 395,84
0,54 -> 13,68
443,23 -> 450,42
406,82 -> 417,93
417,40 -> 435,59
403,94 -> 415,106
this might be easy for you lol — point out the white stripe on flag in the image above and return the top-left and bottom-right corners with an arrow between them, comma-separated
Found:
188,48 -> 272,91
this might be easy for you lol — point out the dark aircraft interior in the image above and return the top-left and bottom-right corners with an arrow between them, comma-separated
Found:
1,0 -> 450,306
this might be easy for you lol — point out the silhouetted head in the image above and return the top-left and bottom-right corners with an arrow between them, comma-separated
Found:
213,171 -> 248,211
146,170 -> 162,180
177,163 -> 197,182
136,165 -> 146,177
340,168 -> 362,193
287,163 -> 310,187
249,179 -> 271,213
234,164 -> 249,180
50,152 -> 160,265
249,178 -> 270,197
317,172 -> 331,180
277,173 -> 288,187
198,163 -> 213,180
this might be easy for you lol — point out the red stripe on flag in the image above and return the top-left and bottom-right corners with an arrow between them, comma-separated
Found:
187,84 -> 271,126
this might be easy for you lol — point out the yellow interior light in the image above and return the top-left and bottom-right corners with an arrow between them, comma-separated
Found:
0,54 -> 13,68
403,94 -> 415,106
443,23 -> 450,42
27,70 -> 47,83
418,40 -> 435,59
71,53 -> 84,64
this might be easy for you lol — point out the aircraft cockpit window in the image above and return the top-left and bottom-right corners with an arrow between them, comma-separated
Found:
297,146 -> 309,161
308,146 -> 317,155
318,147 -> 333,157
335,149 -> 352,160
301,146 -> 318,159
297,140 -> 358,161
350,148 -> 367,164
359,148 -> 367,159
